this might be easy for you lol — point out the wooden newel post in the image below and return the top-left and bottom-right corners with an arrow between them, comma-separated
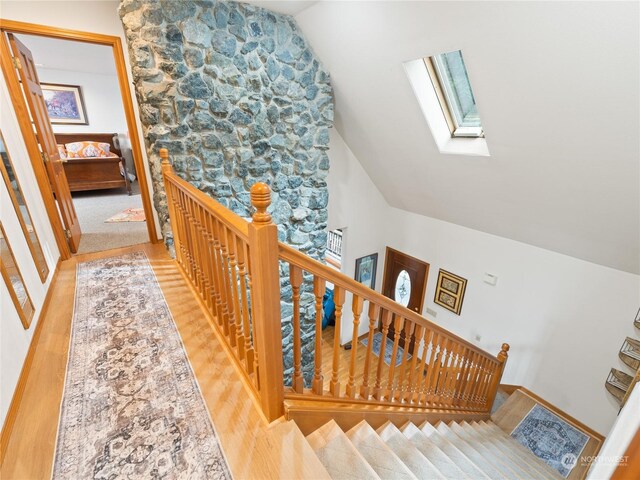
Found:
486,343 -> 510,411
248,182 -> 284,422
159,148 -> 183,262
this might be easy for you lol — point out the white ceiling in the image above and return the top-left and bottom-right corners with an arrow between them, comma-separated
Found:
14,33 -> 116,75
295,1 -> 640,274
240,0 -> 317,16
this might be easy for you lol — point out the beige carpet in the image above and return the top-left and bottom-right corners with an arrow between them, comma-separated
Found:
72,184 -> 149,254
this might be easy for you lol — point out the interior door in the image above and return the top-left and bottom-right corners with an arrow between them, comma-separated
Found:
381,247 -> 430,352
8,33 -> 81,252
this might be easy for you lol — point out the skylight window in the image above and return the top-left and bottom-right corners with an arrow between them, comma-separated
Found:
425,50 -> 483,138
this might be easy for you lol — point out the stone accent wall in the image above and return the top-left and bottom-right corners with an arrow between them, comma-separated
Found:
119,0 -> 333,385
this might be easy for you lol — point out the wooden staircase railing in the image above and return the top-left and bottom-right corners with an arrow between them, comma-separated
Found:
161,149 -> 510,423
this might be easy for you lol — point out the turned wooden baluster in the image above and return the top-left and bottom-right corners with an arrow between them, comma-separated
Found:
220,224 -> 237,346
330,286 -> 346,397
346,294 -> 364,398
290,264 -> 304,393
442,342 -> 462,406
237,238 -> 254,374
394,320 -> 415,401
312,276 -> 326,394
471,356 -> 490,406
413,329 -> 433,404
436,338 -> 455,405
360,302 -> 381,399
374,310 -> 392,401
453,348 -> 471,408
205,212 -> 223,327
404,325 -> 424,403
387,315 -> 404,401
227,229 -> 244,358
426,337 -> 448,405
244,241 -> 260,388
247,182 -> 284,420
462,353 -> 481,408
212,218 -> 231,336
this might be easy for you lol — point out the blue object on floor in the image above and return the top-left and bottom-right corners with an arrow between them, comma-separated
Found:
360,331 -> 411,367
510,404 -> 589,477
322,288 -> 335,329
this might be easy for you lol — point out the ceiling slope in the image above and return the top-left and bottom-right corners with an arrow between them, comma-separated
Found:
295,1 -> 640,274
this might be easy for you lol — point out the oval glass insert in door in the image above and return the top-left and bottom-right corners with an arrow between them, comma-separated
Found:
394,269 -> 411,307
0,131 -> 49,282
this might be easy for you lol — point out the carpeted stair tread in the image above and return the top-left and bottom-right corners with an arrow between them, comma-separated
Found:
346,421 -> 417,480
419,422 -> 491,480
400,422 -> 470,479
449,421 -> 537,479
460,421 -> 554,479
306,420 -> 380,480
474,421 -> 562,479
376,422 -> 445,480
434,421 -> 513,479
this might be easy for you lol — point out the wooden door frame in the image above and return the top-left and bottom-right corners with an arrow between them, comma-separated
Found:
0,19 -> 159,260
381,246 -> 429,313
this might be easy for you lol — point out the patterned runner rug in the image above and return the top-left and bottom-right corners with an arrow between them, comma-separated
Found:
53,252 -> 232,479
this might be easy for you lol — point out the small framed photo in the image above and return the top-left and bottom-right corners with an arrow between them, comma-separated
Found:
434,269 -> 467,315
355,253 -> 378,290
41,83 -> 88,125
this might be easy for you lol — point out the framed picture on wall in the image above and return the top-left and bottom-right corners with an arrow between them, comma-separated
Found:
355,253 -> 378,290
434,269 -> 467,315
41,83 -> 88,125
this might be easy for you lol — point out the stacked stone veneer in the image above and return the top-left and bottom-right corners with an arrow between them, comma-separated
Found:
119,0 -> 334,385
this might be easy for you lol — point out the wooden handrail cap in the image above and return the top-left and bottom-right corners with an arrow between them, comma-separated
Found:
251,182 -> 272,224
159,148 -> 169,163
498,343 -> 510,362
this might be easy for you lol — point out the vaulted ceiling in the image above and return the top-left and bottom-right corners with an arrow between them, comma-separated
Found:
293,1 -> 640,274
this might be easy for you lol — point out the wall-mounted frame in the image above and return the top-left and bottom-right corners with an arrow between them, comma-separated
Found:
0,131 -> 49,282
0,222 -> 35,329
434,268 -> 467,315
355,253 -> 378,290
41,83 -> 88,125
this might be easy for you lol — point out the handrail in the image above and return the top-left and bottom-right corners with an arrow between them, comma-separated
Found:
279,242 -> 499,363
160,148 -> 510,423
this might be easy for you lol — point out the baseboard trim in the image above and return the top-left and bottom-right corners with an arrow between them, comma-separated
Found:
0,257 -> 62,463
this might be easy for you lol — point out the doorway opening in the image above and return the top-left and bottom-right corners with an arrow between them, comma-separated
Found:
0,20 -> 158,259
14,34 -> 148,254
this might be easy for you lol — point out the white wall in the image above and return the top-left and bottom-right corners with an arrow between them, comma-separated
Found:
326,129 -> 391,343
327,128 -> 640,434
38,68 -> 128,134
0,81 -> 60,426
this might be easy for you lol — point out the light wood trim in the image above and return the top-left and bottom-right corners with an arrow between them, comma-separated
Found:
0,131 -> 50,282
0,255 -> 61,463
518,387 -> 605,444
0,222 -> 36,329
0,31 -> 70,259
279,243 -> 499,362
284,398 -> 489,436
0,19 -> 159,246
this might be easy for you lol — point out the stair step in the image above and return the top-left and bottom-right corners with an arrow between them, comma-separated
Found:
400,422 -> 470,480
461,421 -> 555,479
449,421 -> 537,479
376,421 -> 445,480
306,420 -> 380,480
346,421 -> 417,480
434,421 -> 513,479
419,422 -> 491,480
473,421 -> 562,479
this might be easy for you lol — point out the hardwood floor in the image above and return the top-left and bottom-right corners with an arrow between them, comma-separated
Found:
0,243 -> 328,480
320,325 -> 427,398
